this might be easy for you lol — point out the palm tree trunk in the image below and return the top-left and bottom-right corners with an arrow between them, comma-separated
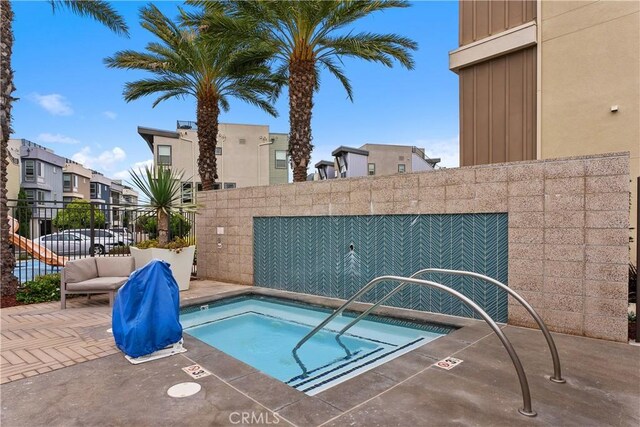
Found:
0,0 -> 19,297
197,91 -> 220,191
289,59 -> 315,182
157,209 -> 169,246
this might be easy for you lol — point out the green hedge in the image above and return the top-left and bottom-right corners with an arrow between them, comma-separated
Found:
16,274 -> 61,304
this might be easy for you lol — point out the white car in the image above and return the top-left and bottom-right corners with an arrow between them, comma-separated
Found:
68,229 -> 132,254
35,232 -> 92,256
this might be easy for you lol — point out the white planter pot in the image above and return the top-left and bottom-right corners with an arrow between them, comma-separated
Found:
130,245 -> 195,291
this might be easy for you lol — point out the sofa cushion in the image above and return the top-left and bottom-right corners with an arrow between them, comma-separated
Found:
64,258 -> 98,283
66,277 -> 128,291
96,257 -> 134,278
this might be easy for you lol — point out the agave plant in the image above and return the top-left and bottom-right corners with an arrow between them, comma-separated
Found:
129,166 -> 196,246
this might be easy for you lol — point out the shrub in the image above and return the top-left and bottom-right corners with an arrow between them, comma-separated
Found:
135,213 -> 191,239
108,245 -> 131,255
16,273 -> 61,304
134,237 -> 191,252
53,199 -> 105,230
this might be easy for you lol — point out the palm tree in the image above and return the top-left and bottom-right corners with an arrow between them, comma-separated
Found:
191,0 -> 417,182
0,1 -> 128,298
129,166 -> 194,246
105,4 -> 280,191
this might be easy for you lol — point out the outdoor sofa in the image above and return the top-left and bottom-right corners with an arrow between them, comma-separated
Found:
61,257 -> 134,309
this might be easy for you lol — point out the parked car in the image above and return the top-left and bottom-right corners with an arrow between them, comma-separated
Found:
34,232 -> 92,256
67,229 -> 132,254
111,227 -> 133,242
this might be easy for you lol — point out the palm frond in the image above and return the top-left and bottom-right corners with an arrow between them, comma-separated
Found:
53,0 -> 129,36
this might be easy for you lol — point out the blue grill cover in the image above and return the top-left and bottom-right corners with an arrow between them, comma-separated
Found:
112,260 -> 182,358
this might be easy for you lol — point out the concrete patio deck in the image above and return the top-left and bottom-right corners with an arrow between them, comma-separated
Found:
1,281 -> 639,426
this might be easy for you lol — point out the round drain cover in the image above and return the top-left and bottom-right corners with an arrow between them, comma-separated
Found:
167,382 -> 201,398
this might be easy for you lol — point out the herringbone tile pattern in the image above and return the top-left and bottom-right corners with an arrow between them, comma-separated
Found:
0,280 -> 245,384
254,214 -> 509,321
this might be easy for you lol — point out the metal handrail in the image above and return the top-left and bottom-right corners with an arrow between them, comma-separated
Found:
337,268 -> 565,384
292,275 -> 537,417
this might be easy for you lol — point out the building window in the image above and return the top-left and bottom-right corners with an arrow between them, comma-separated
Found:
63,174 -> 72,191
24,160 -> 35,182
25,189 -> 35,201
215,147 -> 222,156
182,182 -> 193,204
73,175 -> 78,189
37,162 -> 43,177
318,168 -> 327,180
90,182 -> 97,199
157,145 -> 172,165
213,183 -> 222,190
275,150 -> 287,169
368,163 -> 376,176
37,190 -> 45,205
398,164 -> 406,173
223,182 -> 236,189
336,155 -> 347,177
197,183 -> 203,192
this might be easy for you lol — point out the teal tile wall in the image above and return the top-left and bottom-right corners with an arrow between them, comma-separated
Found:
254,214 -> 509,322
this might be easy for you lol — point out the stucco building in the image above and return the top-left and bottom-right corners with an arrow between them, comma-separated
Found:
138,121 -> 289,200
450,0 -> 639,260
317,143 -> 440,180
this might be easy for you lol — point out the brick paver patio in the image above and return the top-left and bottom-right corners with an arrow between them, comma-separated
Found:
0,280 -> 246,384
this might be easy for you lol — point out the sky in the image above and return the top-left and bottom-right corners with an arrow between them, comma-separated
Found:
11,0 -> 460,183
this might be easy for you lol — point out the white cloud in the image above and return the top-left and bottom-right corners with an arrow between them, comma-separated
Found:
103,111 -> 117,120
36,132 -> 79,145
71,146 -> 126,172
112,159 -> 154,181
30,93 -> 73,116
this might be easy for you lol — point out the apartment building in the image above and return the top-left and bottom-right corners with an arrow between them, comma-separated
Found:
449,0 -> 639,259
138,121 -> 289,199
18,139 -> 65,236
6,139 -> 21,200
90,171 -> 112,225
317,143 -> 440,180
62,159 -> 91,202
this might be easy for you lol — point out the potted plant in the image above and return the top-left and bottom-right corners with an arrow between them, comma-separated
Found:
128,166 -> 197,291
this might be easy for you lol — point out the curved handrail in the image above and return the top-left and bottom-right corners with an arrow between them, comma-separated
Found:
292,275 -> 537,417
338,268 -> 565,384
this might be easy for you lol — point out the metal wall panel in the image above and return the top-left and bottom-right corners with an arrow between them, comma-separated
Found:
459,46 -> 537,166
460,0 -> 537,45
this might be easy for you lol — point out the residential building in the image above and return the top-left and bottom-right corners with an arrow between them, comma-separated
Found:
138,121 -> 289,199
62,159 -> 91,202
6,138 -> 21,200
110,180 -> 123,227
90,171 -> 112,226
268,133 -> 289,185
322,144 -> 439,179
315,161 -> 335,181
120,183 -> 139,207
449,0 -> 639,259
18,139 -> 65,237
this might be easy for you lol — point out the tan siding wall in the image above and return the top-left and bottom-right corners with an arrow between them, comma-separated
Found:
460,0 -> 536,45
460,46 -> 536,167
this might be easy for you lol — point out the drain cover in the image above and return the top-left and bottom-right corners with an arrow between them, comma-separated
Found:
167,382 -> 201,398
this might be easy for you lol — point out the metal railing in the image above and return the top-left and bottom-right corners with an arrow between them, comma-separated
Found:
336,268 -> 565,384
7,199 -> 196,283
293,273 -> 547,417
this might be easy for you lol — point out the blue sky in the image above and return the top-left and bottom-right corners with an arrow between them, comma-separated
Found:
11,0 -> 459,181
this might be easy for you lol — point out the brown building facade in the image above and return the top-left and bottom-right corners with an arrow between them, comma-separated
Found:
451,0 -> 639,261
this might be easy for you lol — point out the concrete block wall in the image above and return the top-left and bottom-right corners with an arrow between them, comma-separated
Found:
196,152 -> 631,342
